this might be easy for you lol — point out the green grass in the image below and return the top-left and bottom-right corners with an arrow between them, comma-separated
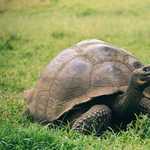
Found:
1,0 -> 150,149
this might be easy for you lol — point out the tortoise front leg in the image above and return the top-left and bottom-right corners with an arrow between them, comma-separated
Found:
138,97 -> 150,116
72,105 -> 112,135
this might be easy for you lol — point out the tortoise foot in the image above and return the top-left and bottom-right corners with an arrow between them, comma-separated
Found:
72,105 -> 112,135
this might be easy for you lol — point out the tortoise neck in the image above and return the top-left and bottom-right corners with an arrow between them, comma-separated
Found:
112,82 -> 143,119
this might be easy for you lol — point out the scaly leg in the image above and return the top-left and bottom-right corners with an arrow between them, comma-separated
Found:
72,105 -> 111,135
138,97 -> 150,116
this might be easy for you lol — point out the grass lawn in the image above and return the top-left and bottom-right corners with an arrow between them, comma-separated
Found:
1,0 -> 150,149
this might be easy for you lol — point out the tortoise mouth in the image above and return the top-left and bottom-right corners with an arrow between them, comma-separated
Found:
144,73 -> 150,76
144,73 -> 150,78
141,74 -> 150,83
141,74 -> 150,81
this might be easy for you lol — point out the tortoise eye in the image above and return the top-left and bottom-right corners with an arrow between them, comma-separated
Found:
143,67 -> 150,72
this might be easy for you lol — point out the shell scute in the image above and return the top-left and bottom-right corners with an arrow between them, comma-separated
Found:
92,63 -> 130,86
24,39 -> 145,122
49,57 -> 93,102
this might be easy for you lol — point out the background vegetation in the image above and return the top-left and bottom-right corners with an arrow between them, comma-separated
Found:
0,0 -> 150,149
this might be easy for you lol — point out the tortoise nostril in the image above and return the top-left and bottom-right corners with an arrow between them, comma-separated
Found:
143,66 -> 150,72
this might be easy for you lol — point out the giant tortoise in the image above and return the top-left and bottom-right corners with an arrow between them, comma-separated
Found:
22,39 -> 150,134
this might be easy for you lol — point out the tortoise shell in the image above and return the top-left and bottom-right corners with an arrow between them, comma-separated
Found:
23,39 -> 149,123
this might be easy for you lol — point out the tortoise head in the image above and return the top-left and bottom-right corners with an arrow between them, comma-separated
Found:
131,65 -> 150,89
112,65 -> 150,118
